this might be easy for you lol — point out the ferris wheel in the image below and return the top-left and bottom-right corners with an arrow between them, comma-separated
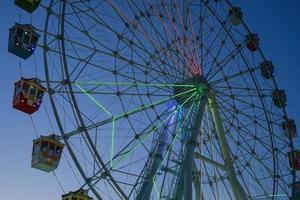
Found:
8,0 -> 300,200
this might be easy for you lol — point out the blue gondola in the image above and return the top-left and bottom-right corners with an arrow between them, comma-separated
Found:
260,61 -> 274,79
8,23 -> 39,59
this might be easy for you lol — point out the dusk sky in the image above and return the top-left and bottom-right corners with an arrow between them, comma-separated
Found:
0,0 -> 300,199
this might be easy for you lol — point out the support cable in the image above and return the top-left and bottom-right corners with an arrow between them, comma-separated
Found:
30,115 -> 39,138
53,170 -> 66,193
18,58 -> 23,77
44,104 -> 82,186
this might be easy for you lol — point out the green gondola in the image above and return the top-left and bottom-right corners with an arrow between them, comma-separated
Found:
15,0 -> 41,13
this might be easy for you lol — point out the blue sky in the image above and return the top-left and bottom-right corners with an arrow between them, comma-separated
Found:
0,0 -> 300,199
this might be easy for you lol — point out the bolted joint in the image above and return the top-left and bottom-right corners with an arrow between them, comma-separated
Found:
47,7 -> 53,14
62,134 -> 70,140
61,79 -> 70,85
186,139 -> 197,147
77,126 -> 85,133
47,88 -> 55,95
224,158 -> 234,169
154,153 -> 163,160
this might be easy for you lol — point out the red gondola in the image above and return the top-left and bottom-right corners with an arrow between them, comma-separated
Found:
13,77 -> 46,114
288,150 -> 300,170
245,33 -> 259,52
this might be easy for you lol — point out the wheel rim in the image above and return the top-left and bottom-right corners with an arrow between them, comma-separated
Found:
42,0 -> 295,199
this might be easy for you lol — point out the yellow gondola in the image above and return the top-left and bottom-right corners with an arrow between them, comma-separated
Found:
272,89 -> 287,108
62,189 -> 93,200
31,134 -> 64,172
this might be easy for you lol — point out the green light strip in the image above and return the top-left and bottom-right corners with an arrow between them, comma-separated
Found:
108,88 -> 196,167
114,88 -> 196,120
110,91 -> 197,169
75,83 -> 197,169
110,117 -> 116,168
74,85 -> 195,121
75,81 -> 195,88
75,83 -> 113,117
254,193 -> 287,199
152,94 -> 200,199
153,181 -> 160,200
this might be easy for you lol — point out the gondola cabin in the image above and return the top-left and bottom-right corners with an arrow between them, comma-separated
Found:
15,0 -> 41,13
8,23 -> 40,59
62,189 -> 93,200
31,134 -> 64,172
272,89 -> 287,108
290,192 -> 300,200
290,181 -> 300,200
288,150 -> 300,170
13,78 -> 46,114
260,61 -> 274,79
228,7 -> 243,25
295,181 -> 300,192
245,33 -> 259,52
281,119 -> 297,138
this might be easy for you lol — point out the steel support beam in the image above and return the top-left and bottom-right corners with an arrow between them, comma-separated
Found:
193,152 -> 225,170
192,159 -> 204,200
208,92 -> 248,200
172,87 -> 208,200
183,92 -> 208,200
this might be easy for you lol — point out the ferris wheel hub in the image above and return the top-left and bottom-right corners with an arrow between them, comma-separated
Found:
173,74 -> 209,107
